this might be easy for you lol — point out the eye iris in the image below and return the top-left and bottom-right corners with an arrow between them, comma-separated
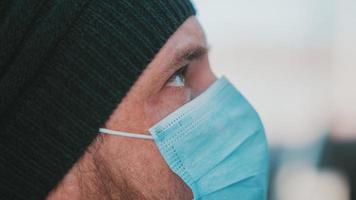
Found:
170,73 -> 185,86
167,67 -> 187,87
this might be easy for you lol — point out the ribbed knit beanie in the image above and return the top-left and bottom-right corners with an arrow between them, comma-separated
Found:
0,0 -> 196,199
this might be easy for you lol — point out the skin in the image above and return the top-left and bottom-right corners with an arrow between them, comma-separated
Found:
47,16 -> 216,200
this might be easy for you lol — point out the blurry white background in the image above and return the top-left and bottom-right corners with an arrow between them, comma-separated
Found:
193,0 -> 356,146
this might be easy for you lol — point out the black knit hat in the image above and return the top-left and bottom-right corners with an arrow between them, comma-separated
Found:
0,0 -> 196,199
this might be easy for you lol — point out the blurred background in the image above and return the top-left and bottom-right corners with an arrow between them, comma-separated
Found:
193,0 -> 356,199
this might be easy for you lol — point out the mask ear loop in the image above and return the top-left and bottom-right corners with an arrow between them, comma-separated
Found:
99,128 -> 154,140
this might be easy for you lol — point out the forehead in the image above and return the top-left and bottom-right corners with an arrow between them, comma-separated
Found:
166,16 -> 207,55
150,16 -> 208,75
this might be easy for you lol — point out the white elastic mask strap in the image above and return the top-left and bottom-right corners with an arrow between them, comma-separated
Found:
99,128 -> 154,140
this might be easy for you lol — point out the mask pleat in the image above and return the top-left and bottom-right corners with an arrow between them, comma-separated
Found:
197,176 -> 267,200
196,132 -> 268,195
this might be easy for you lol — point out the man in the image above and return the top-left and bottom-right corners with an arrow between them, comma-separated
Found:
1,1 -> 268,199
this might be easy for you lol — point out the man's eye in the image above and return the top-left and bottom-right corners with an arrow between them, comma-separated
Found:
166,65 -> 188,87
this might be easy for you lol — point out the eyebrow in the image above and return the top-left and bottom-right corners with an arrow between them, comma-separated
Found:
172,45 -> 209,67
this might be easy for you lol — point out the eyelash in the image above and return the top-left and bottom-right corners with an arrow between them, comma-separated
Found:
176,64 -> 188,77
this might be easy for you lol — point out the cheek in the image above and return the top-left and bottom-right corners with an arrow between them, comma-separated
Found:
144,86 -> 191,127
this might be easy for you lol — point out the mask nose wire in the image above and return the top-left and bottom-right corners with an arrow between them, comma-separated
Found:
99,128 -> 154,140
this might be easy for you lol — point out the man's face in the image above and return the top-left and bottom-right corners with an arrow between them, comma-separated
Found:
101,16 -> 216,199
49,16 -> 216,200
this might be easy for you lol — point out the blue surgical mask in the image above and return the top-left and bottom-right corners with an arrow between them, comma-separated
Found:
99,76 -> 269,200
